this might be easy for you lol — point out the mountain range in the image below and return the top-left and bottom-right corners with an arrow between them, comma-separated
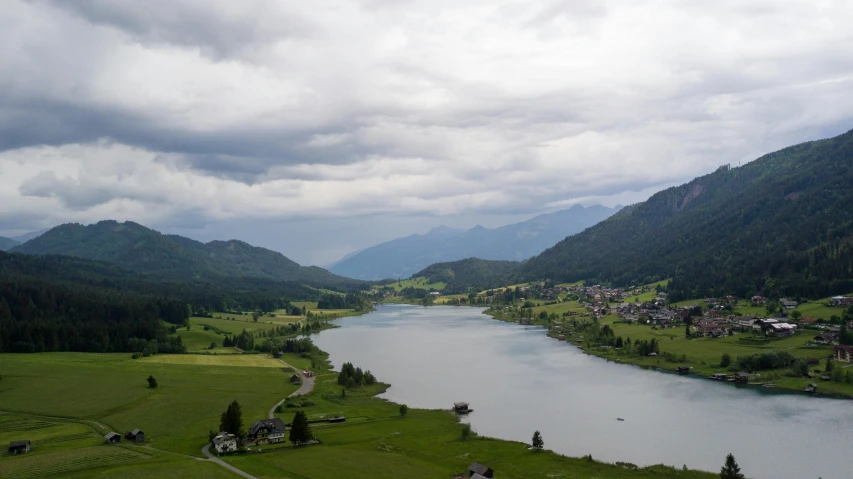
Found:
329,204 -> 620,280
0,237 -> 19,251
418,128 -> 853,301
10,220 -> 361,286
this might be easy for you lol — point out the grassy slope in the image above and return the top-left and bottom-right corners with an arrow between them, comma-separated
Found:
0,353 -> 298,457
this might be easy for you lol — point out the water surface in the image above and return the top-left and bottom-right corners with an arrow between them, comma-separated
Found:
313,304 -> 852,479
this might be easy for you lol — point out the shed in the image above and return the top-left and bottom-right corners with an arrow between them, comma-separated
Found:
104,432 -> 121,444
468,462 -> 494,478
125,429 -> 145,443
8,440 -> 31,455
734,372 -> 749,383
290,374 -> 302,384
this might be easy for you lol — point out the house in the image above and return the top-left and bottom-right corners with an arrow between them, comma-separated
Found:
695,319 -> 731,337
8,440 -> 31,455
834,345 -> 853,363
813,333 -> 836,345
125,429 -> 144,443
779,298 -> 798,310
104,432 -> 121,444
469,462 -> 494,478
212,432 -> 238,453
765,322 -> 797,337
247,418 -> 286,444
830,296 -> 846,306
751,296 -> 767,305
290,374 -> 301,385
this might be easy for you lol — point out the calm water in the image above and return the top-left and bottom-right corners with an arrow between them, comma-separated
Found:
312,304 -> 852,479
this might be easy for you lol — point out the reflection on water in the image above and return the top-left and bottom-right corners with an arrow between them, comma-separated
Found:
313,304 -> 852,479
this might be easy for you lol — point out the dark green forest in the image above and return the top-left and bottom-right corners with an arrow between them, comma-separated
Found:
415,258 -> 520,293
513,128 -> 853,300
0,252 -> 364,353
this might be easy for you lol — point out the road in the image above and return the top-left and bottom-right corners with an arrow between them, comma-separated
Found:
203,355 -> 317,478
202,444 -> 258,479
268,358 -> 316,419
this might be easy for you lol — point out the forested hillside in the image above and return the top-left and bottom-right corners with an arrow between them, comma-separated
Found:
415,258 -> 520,292
0,251 -> 352,353
11,220 -> 362,286
0,236 -> 19,251
518,128 -> 853,300
330,205 -> 618,280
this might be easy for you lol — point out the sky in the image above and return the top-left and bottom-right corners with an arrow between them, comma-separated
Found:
1,0 -> 853,266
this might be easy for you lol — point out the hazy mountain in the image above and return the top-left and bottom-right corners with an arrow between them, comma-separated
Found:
12,228 -> 50,244
11,220 -> 361,286
329,205 -> 620,280
0,237 -> 20,251
515,128 -> 853,300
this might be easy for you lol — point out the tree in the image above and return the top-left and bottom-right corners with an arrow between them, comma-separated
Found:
765,301 -> 779,315
531,430 -> 544,451
147,375 -> 158,388
219,400 -> 243,437
252,311 -> 259,322
289,410 -> 313,446
399,404 -> 408,417
720,353 -> 731,368
719,453 -> 745,479
790,310 -> 802,321
461,423 -> 471,440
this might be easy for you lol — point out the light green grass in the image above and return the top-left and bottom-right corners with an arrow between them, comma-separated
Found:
0,353 -> 299,457
382,277 -> 447,292
137,354 -> 283,368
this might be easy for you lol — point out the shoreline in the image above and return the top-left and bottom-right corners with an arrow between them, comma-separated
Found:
477,306 -> 853,400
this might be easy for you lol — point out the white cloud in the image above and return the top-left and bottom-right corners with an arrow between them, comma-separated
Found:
1,0 -> 853,255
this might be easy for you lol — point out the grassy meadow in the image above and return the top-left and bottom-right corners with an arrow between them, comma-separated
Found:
0,352 -> 299,459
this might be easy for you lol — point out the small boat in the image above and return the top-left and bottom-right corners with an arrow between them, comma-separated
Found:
616,418 -> 625,421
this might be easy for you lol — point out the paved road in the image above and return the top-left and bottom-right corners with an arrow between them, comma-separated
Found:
202,444 -> 258,479
268,358 -> 316,419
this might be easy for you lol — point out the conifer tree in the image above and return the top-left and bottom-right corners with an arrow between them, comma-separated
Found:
289,410 -> 313,446
719,453 -> 745,479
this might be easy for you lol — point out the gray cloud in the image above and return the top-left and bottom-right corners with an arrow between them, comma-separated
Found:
1,0 -> 853,262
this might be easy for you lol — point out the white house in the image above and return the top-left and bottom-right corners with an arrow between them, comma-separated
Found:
212,432 -> 238,453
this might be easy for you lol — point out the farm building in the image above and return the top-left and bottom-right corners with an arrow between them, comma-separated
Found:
104,432 -> 121,444
290,374 -> 301,384
8,440 -> 31,455
247,418 -> 286,444
212,432 -> 238,453
469,462 -> 494,478
125,429 -> 144,443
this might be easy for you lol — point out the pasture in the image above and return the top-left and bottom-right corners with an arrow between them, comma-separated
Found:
0,352 -> 299,457
0,413 -> 234,479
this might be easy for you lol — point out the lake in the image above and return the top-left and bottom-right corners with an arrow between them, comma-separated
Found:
312,304 -> 852,479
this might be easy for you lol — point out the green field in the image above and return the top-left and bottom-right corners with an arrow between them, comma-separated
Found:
0,413 -> 235,479
382,277 -> 447,292
0,353 -> 299,458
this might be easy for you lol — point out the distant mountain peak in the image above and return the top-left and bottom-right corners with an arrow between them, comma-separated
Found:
328,205 -> 619,280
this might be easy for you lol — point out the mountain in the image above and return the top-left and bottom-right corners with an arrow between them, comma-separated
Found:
11,220 -> 362,286
12,228 -> 50,243
415,258 -> 520,292
329,205 -> 620,280
0,237 -> 19,251
517,128 -> 853,301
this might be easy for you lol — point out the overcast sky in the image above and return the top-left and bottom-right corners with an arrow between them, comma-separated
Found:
2,0 -> 852,265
